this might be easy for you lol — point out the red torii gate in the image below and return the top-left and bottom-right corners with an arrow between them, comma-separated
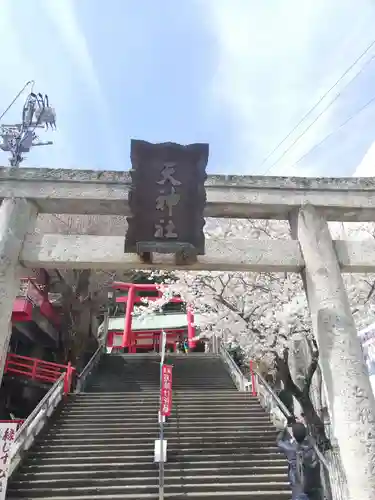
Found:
111,282 -> 196,353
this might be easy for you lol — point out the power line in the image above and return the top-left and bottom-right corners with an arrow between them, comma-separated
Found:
258,38 -> 375,172
263,52 -> 375,174
0,80 -> 34,122
291,94 -> 375,167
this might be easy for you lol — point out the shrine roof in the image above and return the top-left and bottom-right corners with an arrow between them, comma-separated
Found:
107,312 -> 203,332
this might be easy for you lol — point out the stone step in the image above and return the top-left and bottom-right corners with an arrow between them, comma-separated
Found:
76,394 -> 240,399
86,376 -> 233,380
63,403 -> 263,411
35,443 -> 279,455
86,375 -> 232,378
58,407 -> 266,416
46,425 -> 275,436
57,412 -> 267,419
15,464 -> 287,480
19,458 -> 286,473
60,405 -> 263,412
33,442 -> 281,455
77,389 -> 245,396
85,386 -> 236,391
13,473 -> 288,490
55,415 -> 268,425
61,403 -> 262,411
7,480 -> 291,497
111,353 -> 218,358
84,384 -> 241,389
87,379 -> 234,382
52,416 -> 271,427
86,382 -> 235,385
7,493 -> 290,500
41,430 -> 278,443
27,450 -> 283,462
49,423 -> 274,433
67,396 -> 258,405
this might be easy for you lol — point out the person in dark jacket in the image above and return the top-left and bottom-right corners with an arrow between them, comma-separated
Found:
277,419 -> 322,500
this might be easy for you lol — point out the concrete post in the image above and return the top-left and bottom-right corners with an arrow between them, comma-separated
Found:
290,204 -> 375,500
0,198 -> 38,383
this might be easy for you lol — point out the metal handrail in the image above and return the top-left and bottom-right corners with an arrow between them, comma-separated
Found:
218,341 -> 248,391
75,345 -> 103,392
217,340 -> 347,500
9,373 -> 65,477
15,373 -> 65,441
254,369 -> 296,421
253,370 -> 329,467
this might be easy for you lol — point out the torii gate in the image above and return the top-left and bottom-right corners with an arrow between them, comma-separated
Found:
1,168 -> 375,498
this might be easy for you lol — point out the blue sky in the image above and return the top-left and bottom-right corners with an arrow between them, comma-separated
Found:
1,0 -> 375,176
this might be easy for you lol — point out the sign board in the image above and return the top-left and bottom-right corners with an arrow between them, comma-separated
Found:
154,439 -> 167,463
0,421 -> 18,499
358,322 -> 375,395
359,322 -> 375,377
160,364 -> 173,417
125,140 -> 208,258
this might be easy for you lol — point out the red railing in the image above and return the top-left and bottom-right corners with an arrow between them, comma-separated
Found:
4,354 -> 75,394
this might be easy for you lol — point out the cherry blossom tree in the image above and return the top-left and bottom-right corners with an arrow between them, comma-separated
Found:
165,218 -> 375,449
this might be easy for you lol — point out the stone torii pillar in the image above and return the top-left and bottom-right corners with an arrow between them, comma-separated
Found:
290,204 -> 375,500
0,198 -> 38,384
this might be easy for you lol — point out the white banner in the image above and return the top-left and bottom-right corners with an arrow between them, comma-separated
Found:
0,421 -> 18,500
359,322 -> 375,377
160,331 -> 167,365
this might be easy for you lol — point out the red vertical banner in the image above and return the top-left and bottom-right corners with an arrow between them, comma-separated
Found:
160,364 -> 173,417
249,360 -> 257,396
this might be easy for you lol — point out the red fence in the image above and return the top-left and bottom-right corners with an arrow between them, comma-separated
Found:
4,354 -> 75,394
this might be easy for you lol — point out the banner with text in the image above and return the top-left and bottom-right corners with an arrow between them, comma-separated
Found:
160,364 -> 173,417
0,421 -> 18,500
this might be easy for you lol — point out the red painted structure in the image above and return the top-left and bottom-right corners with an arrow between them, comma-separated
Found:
160,364 -> 173,417
249,360 -> 257,396
110,282 -> 197,352
4,353 -> 75,394
12,277 -> 60,327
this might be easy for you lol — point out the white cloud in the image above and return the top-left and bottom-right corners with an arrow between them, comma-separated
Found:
353,140 -> 375,176
0,0 -> 121,169
42,0 -> 104,111
203,0 -> 375,176
42,0 -> 121,169
0,0 -> 79,167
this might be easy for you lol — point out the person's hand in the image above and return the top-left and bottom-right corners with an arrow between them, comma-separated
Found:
287,415 -> 296,426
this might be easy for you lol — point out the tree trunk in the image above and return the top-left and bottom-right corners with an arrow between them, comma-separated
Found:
275,350 -> 331,451
58,270 -> 98,371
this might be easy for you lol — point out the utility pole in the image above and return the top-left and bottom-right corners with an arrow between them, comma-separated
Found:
0,81 -> 56,168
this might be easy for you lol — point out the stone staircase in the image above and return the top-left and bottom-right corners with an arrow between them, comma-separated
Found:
7,353 -> 290,499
